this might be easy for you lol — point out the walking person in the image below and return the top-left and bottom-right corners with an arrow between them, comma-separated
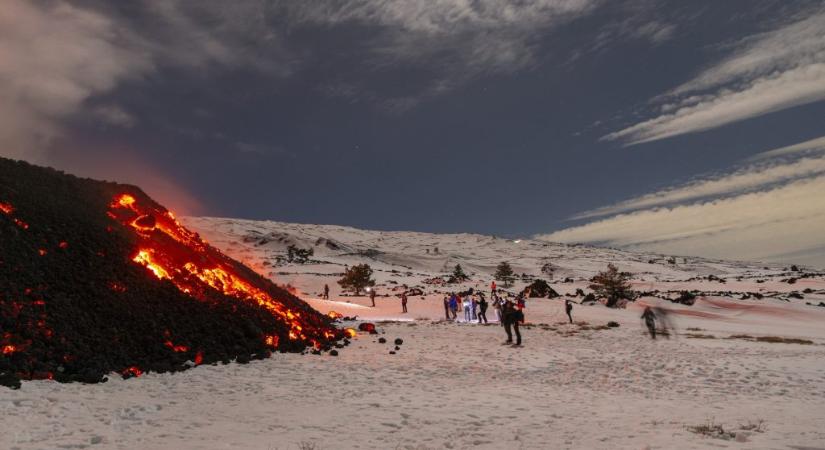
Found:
369,288 -> 376,307
641,306 -> 656,339
449,294 -> 458,321
401,292 -> 408,314
477,295 -> 488,324
565,299 -> 574,324
502,300 -> 522,346
443,295 -> 451,321
323,284 -> 329,300
493,295 -> 503,324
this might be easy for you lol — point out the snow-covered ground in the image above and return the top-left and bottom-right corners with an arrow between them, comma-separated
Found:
3,217 -> 824,449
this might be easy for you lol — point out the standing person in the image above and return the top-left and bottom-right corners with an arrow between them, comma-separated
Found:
565,299 -> 574,324
491,280 -> 497,295
478,295 -> 489,324
401,292 -> 408,313
493,295 -> 503,324
449,294 -> 458,321
443,295 -> 451,321
463,296 -> 471,322
641,306 -> 656,339
471,296 -> 478,321
516,296 -> 526,324
369,288 -> 377,307
323,284 -> 329,300
502,300 -> 522,346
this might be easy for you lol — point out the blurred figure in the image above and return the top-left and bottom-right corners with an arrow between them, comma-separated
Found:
449,294 -> 458,321
493,294 -> 503,324
443,295 -> 451,320
641,306 -> 656,339
477,294 -> 488,324
516,296 -> 526,324
463,296 -> 472,322
401,292 -> 408,313
652,306 -> 674,339
471,296 -> 478,321
323,284 -> 330,300
369,288 -> 376,307
502,300 -> 522,346
565,299 -> 573,324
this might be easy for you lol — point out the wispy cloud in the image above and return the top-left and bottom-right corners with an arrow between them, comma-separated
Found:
542,136 -> 825,267
575,136 -> 825,219
603,7 -> 825,145
539,176 -> 825,267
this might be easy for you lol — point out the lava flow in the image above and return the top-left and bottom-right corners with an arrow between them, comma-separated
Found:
107,193 -> 344,349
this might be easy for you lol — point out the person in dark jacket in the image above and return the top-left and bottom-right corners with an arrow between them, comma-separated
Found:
477,295 -> 488,324
401,292 -> 408,313
323,284 -> 330,300
369,288 -> 376,307
502,300 -> 522,346
565,299 -> 574,324
443,296 -> 451,320
641,306 -> 656,339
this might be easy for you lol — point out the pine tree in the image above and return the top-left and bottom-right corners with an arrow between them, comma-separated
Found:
495,261 -> 515,287
589,263 -> 633,307
337,264 -> 375,296
449,264 -> 469,283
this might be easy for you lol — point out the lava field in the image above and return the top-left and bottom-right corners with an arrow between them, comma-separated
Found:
0,158 -> 349,389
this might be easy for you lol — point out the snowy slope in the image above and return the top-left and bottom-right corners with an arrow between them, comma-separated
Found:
3,217 -> 824,450
181,217 -> 818,301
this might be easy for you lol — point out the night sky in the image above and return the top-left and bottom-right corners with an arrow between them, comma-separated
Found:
2,0 -> 824,266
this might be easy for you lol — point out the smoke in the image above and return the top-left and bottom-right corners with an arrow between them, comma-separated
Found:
0,0 -> 153,162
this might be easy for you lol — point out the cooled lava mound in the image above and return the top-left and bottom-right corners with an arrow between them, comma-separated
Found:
0,158 -> 349,388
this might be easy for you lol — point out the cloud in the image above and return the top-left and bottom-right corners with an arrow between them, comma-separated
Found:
286,0 -> 600,105
539,176 -> 825,267
603,7 -> 825,145
747,134 -> 825,161
0,0 -> 153,161
574,137 -> 825,219
542,136 -> 825,267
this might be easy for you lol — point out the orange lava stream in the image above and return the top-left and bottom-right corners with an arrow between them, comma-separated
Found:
108,193 -> 339,349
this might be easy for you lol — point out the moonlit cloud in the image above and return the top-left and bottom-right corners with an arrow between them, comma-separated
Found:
542,137 -> 825,267
540,177 -> 825,267
603,8 -> 825,145
574,137 -> 825,219
0,0 -> 152,161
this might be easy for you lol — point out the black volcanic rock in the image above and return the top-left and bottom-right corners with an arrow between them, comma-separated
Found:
0,158 -> 344,388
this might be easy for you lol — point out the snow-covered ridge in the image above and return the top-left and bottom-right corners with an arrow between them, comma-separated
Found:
182,216 -> 797,285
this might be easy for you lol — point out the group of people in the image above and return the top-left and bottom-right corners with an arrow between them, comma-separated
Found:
441,287 -> 530,346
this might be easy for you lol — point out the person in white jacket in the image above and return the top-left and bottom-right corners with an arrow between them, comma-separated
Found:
463,297 -> 471,322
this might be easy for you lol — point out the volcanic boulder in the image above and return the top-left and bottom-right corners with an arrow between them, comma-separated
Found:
0,158 -> 345,388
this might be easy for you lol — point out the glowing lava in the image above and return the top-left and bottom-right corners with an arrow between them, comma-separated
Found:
108,192 -> 342,350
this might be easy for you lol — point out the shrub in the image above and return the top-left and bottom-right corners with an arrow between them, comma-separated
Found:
588,264 -> 633,307
337,264 -> 375,295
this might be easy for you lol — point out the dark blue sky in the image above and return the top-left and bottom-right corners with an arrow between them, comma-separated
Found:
3,0 -> 824,264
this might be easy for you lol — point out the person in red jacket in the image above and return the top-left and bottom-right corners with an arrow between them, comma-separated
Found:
490,281 -> 497,295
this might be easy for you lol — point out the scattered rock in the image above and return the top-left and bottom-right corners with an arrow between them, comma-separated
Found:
394,338 -> 403,346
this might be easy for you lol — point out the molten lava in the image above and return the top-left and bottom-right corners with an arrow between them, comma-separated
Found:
107,192 -> 343,350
